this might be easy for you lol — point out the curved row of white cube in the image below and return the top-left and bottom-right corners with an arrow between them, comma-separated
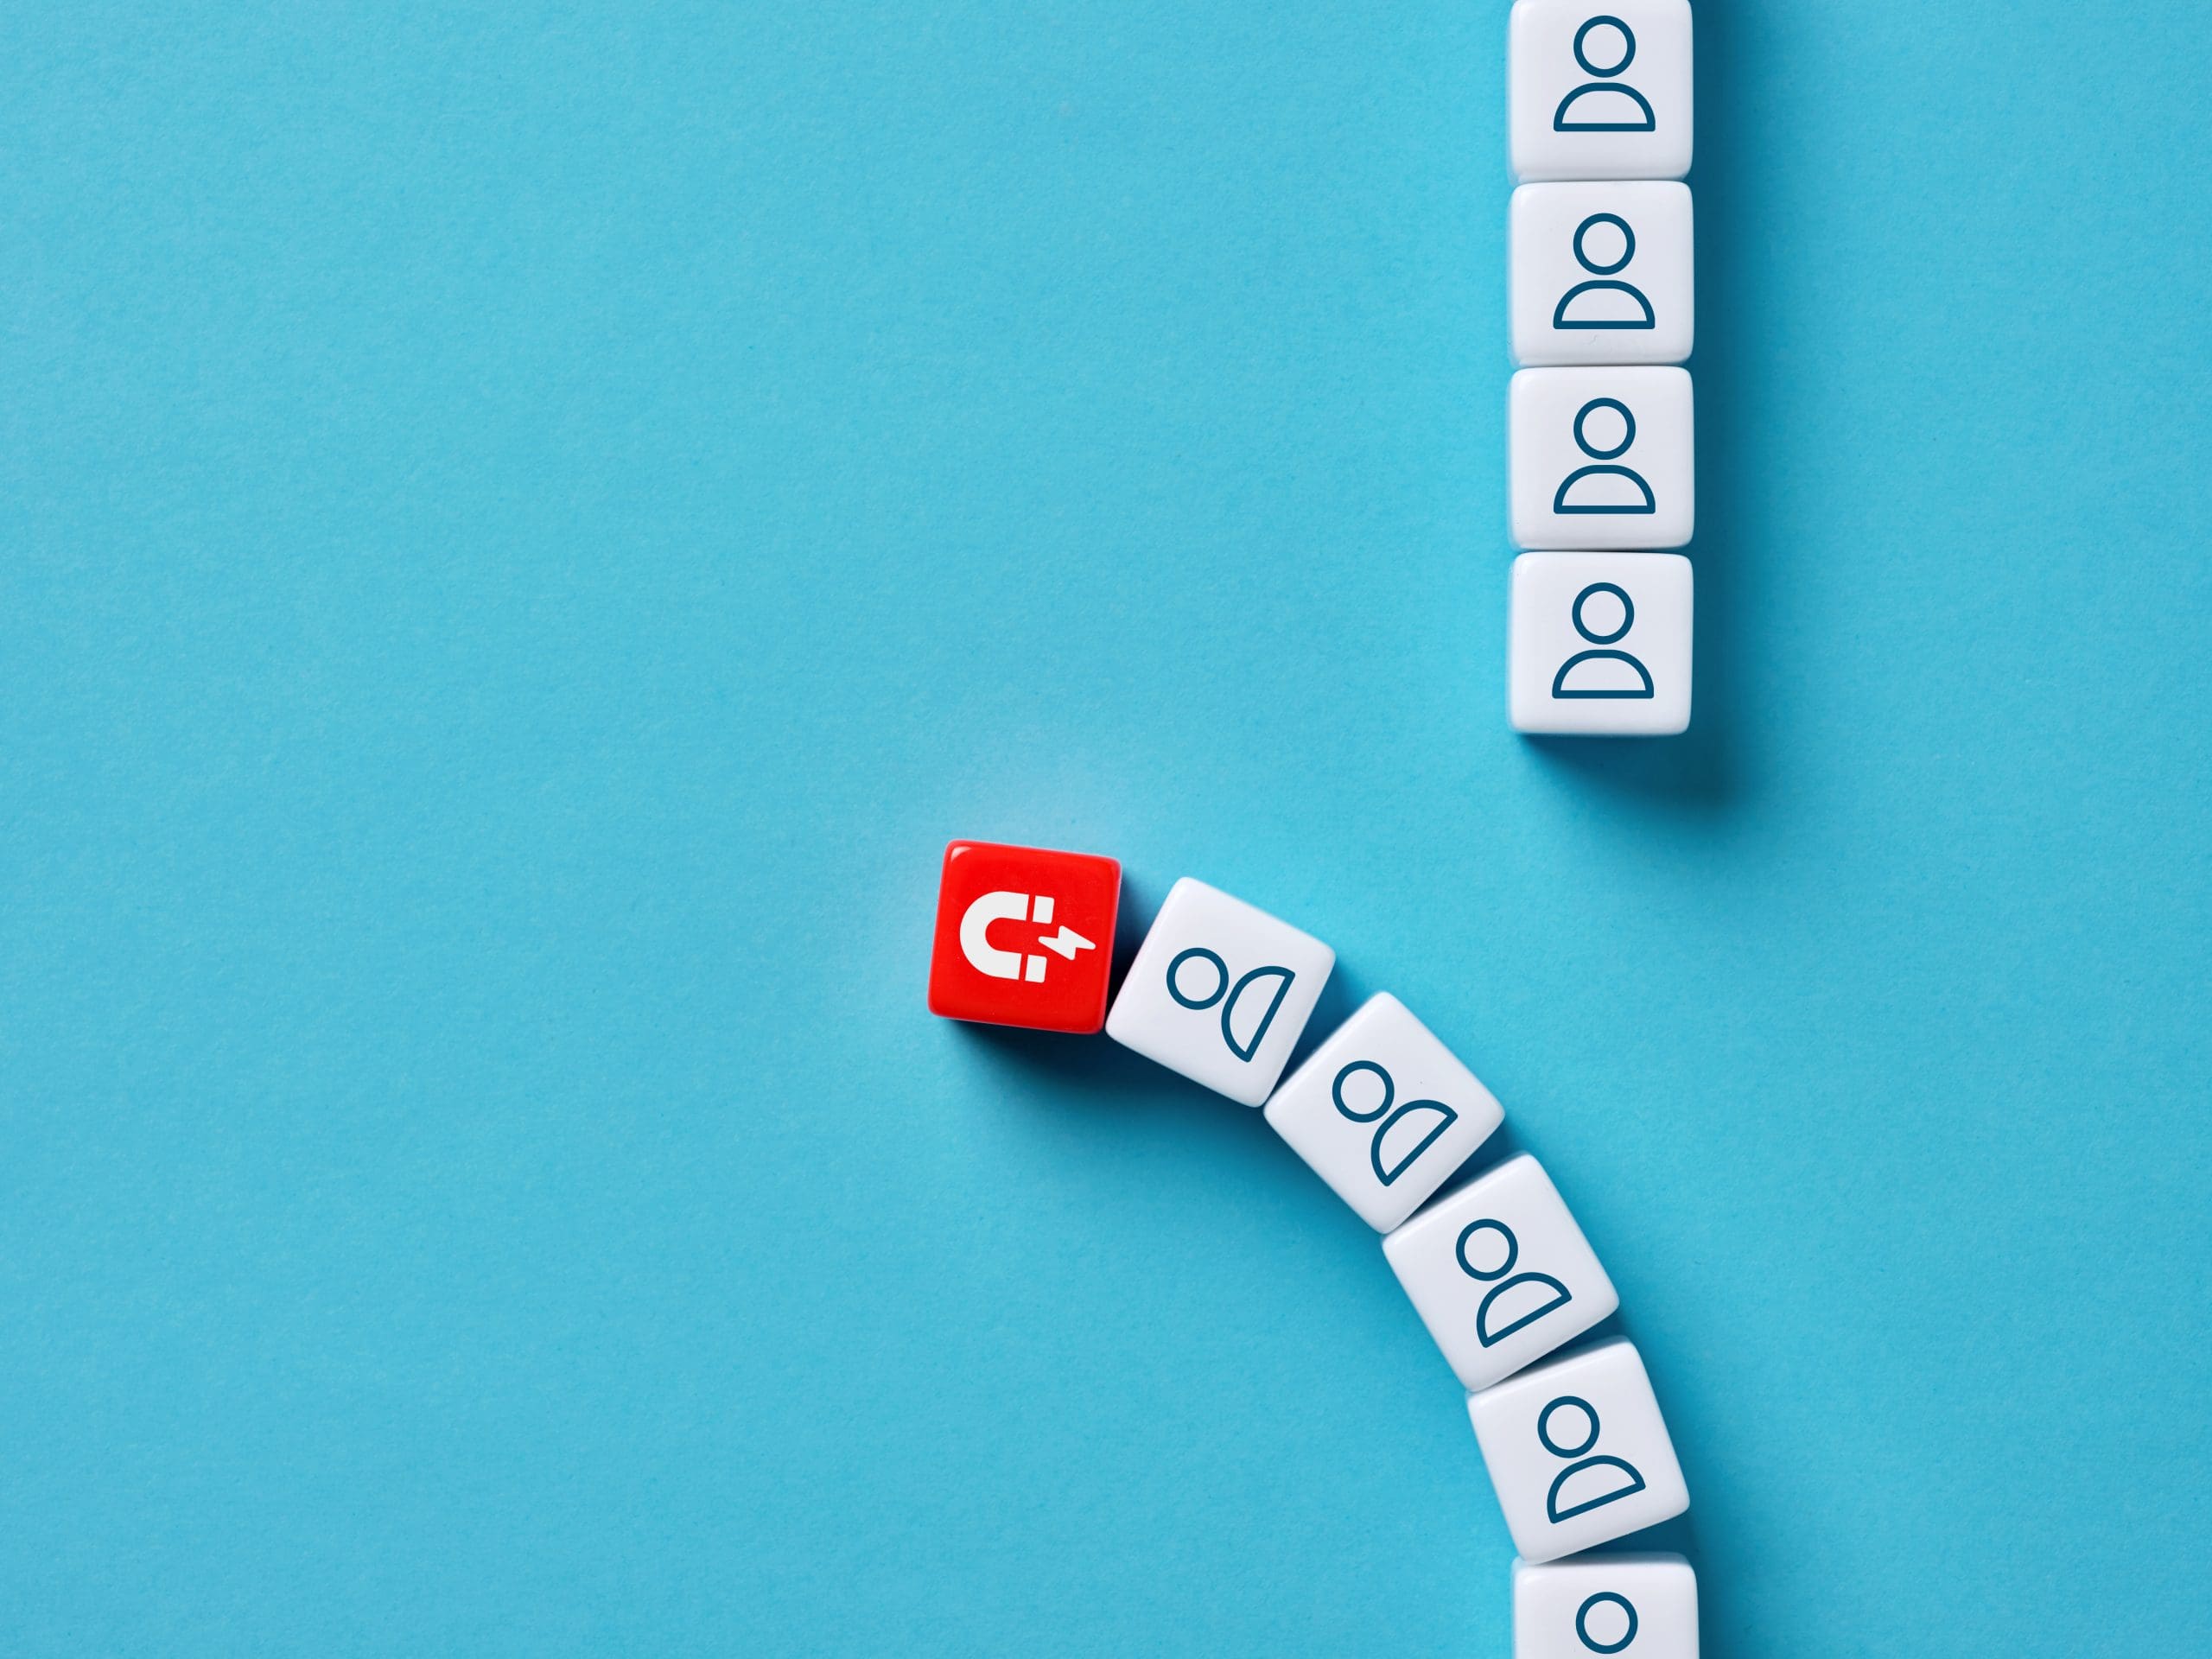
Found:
1104,875 -> 1700,1653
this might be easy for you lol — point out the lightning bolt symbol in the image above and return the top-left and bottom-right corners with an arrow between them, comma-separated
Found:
1036,925 -> 1096,960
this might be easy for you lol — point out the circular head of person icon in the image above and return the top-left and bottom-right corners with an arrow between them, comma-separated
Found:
1555,16 -> 1657,133
1575,1591 -> 1640,1654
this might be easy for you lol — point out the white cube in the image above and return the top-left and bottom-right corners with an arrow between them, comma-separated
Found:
1511,366 -> 1692,551
1262,994 -> 1505,1232
1468,1338 -> 1689,1563
1516,1553 -> 1698,1659
1512,182 -> 1693,368
1511,0 -> 1693,183
1104,877 -> 1334,1106
1509,552 -> 1692,736
1382,1154 -> 1617,1389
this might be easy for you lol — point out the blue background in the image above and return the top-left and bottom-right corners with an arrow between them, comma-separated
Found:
2,2 -> 2207,1653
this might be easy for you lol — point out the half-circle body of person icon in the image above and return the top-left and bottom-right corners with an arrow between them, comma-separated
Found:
1537,1394 -> 1648,1523
1576,1591 -> 1641,1655
1332,1059 -> 1459,1187
1554,16 -> 1657,133
1456,1217 -> 1574,1346
1168,945 -> 1294,1061
1553,582 -> 1656,700
1554,213 -> 1656,332
1554,398 -> 1656,516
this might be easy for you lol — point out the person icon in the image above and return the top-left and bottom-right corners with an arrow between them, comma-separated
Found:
1333,1060 -> 1459,1188
1536,1394 -> 1647,1523
1554,16 -> 1657,132
1554,213 -> 1655,332
1552,582 -> 1655,700
1456,1217 -> 1573,1347
1554,398 -> 1655,515
1167,945 -> 1296,1062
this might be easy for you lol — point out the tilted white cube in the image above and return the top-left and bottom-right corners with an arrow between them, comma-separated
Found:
1104,878 -> 1334,1106
1382,1154 -> 1618,1388
1263,994 -> 1504,1232
1468,1338 -> 1689,1562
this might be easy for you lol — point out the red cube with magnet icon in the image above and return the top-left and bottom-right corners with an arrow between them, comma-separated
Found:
927,840 -> 1121,1033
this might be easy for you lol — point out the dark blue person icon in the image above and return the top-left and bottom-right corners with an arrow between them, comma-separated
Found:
1537,1395 -> 1647,1523
1553,582 -> 1655,700
1575,1591 -> 1640,1655
1554,398 -> 1655,516
1455,1218 -> 1573,1347
1554,213 -> 1654,332
1554,16 -> 1656,132
1167,946 -> 1294,1062
1332,1059 -> 1457,1187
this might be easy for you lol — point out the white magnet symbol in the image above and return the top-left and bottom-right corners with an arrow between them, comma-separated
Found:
959,891 -> 1096,983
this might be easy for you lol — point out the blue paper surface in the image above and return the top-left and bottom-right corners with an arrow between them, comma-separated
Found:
2,2 -> 2207,1653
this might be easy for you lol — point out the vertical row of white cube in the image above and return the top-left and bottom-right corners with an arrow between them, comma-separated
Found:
1508,0 -> 1698,738
1104,880 -> 1696,1649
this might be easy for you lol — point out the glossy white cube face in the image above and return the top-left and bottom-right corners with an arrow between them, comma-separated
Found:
1512,182 -> 1693,367
1510,552 -> 1692,736
1382,1154 -> 1618,1389
1263,994 -> 1505,1232
1516,1553 -> 1698,1659
1468,1338 -> 1689,1563
1105,878 -> 1334,1106
1511,0 -> 1693,182
1511,367 -> 1692,550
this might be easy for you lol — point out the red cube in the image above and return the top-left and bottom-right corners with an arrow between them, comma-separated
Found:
927,840 -> 1122,1033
